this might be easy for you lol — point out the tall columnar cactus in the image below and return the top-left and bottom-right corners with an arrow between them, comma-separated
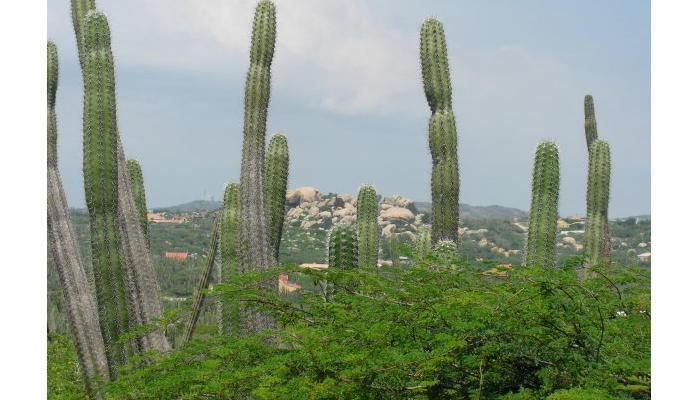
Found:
82,12 -> 138,376
71,0 -> 95,70
47,40 -> 109,394
433,240 -> 457,263
584,140 -> 612,267
389,234 -> 401,267
184,215 -> 222,343
420,18 -> 460,245
126,159 -> 149,247
266,133 -> 289,261
584,95 -> 598,152
525,141 -> 560,269
221,182 -> 240,335
75,5 -> 170,354
356,184 -> 380,268
328,224 -> 359,271
236,0 -> 277,334
415,225 -> 432,262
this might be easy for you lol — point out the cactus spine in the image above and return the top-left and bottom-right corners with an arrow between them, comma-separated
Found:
221,182 -> 241,335
126,159 -> 149,247
328,224 -> 359,271
415,225 -> 432,262
47,40 -> 109,393
356,184 -> 380,268
236,0 -> 277,334
420,18 -> 460,245
266,133 -> 289,261
184,215 -> 222,343
389,234 -> 401,267
525,141 -> 560,269
584,95 -> 598,151
82,12 -> 136,374
433,240 -> 457,263
70,0 -> 95,70
584,140 -> 612,267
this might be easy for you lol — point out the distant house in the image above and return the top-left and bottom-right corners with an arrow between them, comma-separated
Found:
278,274 -> 301,294
165,251 -> 188,260
154,215 -> 186,224
637,252 -> 651,262
300,263 -> 328,270
147,212 -> 165,221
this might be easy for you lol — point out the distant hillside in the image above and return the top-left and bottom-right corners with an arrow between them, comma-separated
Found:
414,202 -> 528,221
155,200 -> 223,213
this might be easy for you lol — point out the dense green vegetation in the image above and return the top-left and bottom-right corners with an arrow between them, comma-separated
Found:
48,258 -> 650,399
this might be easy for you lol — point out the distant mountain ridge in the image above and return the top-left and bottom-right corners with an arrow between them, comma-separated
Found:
414,202 -> 528,221
155,194 -> 529,221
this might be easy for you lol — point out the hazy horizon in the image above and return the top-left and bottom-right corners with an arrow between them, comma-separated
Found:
48,0 -> 650,218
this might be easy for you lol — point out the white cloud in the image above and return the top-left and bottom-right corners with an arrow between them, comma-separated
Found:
99,0 -> 417,116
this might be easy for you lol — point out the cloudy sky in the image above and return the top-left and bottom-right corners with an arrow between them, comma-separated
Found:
47,0 -> 650,217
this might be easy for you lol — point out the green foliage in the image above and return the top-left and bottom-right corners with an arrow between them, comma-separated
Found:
526,141 -> 560,269
126,159 -> 149,247
266,133 -> 289,261
356,184 -> 380,268
48,333 -> 89,400
584,140 -> 612,269
221,182 -> 240,335
95,260 -> 649,400
421,18 -> 460,245
583,95 -> 598,152
81,10 -> 134,376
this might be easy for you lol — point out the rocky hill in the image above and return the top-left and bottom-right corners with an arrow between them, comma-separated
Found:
157,187 -> 528,221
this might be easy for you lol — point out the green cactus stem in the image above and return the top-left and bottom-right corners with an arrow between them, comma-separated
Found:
328,223 -> 359,271
81,11 -> 136,375
184,215 -> 222,343
415,225 -> 432,262
236,0 -> 278,335
71,0 -> 95,70
266,133 -> 289,261
356,184 -> 380,268
390,234 -> 401,268
584,139 -> 612,267
626,249 -> 638,268
126,159 -> 149,247
584,95 -> 598,152
421,18 -> 460,245
47,40 -> 109,394
221,182 -> 241,335
433,240 -> 457,263
525,141 -> 560,269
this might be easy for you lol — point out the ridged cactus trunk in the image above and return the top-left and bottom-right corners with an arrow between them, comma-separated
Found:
184,215 -> 222,343
221,182 -> 240,335
415,226 -> 432,262
126,159 -> 149,248
81,12 -> 138,375
389,234 -> 400,267
525,141 -> 560,269
47,40 -> 109,394
584,140 -> 612,267
420,18 -> 460,245
266,133 -> 289,261
356,184 -> 380,268
81,12 -> 169,372
584,95 -> 598,151
236,1 -> 278,334
433,240 -> 457,263
327,224 -> 359,298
